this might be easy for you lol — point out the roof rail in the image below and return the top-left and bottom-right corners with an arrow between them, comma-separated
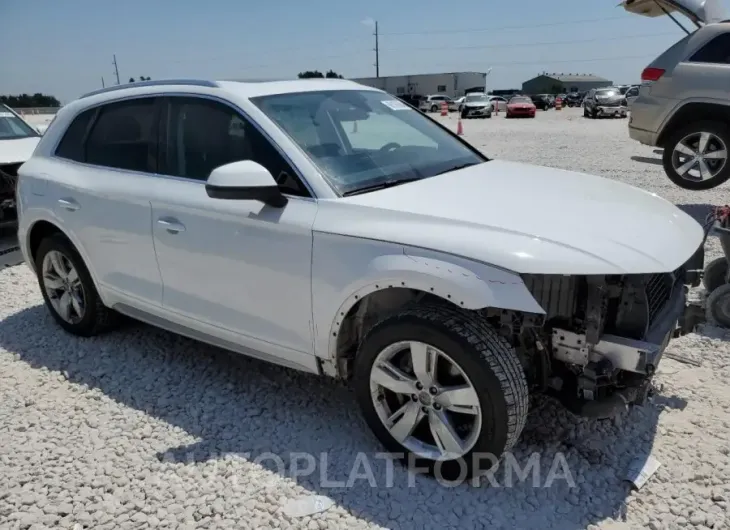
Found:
80,79 -> 218,99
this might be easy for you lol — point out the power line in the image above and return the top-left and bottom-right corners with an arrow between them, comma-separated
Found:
390,32 -> 677,53
157,31 -> 675,68
425,53 -> 657,71
379,16 -> 629,36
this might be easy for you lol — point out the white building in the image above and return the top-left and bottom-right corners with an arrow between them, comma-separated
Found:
350,72 -> 488,98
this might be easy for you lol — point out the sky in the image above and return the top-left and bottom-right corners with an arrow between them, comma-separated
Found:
2,0 -> 729,103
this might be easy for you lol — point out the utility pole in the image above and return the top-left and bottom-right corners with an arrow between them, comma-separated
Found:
112,54 -> 120,85
374,21 -> 379,78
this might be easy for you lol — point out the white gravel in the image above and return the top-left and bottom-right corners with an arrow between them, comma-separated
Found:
2,107 -> 730,530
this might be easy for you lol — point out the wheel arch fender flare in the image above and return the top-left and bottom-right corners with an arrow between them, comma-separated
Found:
325,252 -> 545,362
23,215 -> 104,298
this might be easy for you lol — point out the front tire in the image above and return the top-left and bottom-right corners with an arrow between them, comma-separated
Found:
430,105 -> 438,113
35,234 -> 119,336
354,304 -> 529,481
662,121 -> 730,191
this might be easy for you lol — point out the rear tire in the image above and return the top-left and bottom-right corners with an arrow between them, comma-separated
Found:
662,121 -> 730,191
35,234 -> 119,336
703,257 -> 729,294
430,105 -> 438,113
707,283 -> 730,328
354,304 -> 529,481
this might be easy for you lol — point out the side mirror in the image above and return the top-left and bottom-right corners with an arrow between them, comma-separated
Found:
205,160 -> 287,208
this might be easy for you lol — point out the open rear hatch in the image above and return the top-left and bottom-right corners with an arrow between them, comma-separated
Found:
621,0 -> 726,27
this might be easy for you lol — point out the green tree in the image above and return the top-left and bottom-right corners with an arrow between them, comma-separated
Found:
297,70 -> 324,79
0,93 -> 61,108
325,70 -> 344,79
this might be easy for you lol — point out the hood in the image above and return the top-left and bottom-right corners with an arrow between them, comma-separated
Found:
0,137 -> 41,165
621,0 -> 726,25
464,101 -> 490,108
315,160 -> 704,275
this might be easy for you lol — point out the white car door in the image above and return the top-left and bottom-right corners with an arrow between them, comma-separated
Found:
149,96 -> 316,355
50,97 -> 163,305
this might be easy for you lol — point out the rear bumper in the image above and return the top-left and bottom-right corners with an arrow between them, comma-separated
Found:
628,124 -> 658,146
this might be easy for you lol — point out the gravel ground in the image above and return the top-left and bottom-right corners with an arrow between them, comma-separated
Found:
2,108 -> 730,530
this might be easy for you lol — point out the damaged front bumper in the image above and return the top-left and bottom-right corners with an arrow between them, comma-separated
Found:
551,280 -> 688,419
596,105 -> 627,117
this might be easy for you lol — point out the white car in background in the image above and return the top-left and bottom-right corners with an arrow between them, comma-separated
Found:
449,96 -> 465,112
0,104 -> 42,228
17,78 -> 704,480
487,96 -> 508,112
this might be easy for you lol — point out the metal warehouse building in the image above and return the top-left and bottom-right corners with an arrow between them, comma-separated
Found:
521,73 -> 613,94
351,72 -> 488,98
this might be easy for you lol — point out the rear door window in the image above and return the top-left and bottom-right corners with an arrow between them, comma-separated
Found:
689,33 -> 730,64
85,98 -> 159,172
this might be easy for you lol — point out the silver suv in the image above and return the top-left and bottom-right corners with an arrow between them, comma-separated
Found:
625,0 -> 730,189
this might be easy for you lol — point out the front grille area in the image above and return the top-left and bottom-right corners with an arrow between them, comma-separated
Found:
645,273 -> 675,328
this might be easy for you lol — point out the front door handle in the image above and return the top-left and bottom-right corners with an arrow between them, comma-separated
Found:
157,217 -> 186,234
58,198 -> 80,211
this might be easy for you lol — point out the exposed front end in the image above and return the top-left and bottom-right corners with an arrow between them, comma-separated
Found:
512,245 -> 702,418
462,104 -> 491,117
0,162 -> 21,229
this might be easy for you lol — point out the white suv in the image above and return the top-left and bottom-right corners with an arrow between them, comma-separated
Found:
18,78 -> 704,479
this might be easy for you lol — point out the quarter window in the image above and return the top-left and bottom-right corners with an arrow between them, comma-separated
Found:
159,97 -> 309,197
85,98 -> 158,172
55,108 -> 96,162
689,33 -> 730,64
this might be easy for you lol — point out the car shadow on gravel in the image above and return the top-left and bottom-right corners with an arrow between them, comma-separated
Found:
0,305 -> 683,530
630,155 -> 663,166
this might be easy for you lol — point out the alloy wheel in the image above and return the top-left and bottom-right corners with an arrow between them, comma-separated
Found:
672,131 -> 728,182
42,250 -> 86,324
369,341 -> 482,461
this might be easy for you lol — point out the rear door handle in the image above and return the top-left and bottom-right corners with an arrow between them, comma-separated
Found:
58,198 -> 80,211
157,217 -> 186,234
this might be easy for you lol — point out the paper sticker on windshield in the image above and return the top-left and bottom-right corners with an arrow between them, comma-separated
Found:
382,99 -> 409,111
0,112 -> 14,118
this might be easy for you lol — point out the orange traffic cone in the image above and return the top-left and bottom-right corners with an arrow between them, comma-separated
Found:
457,117 -> 464,136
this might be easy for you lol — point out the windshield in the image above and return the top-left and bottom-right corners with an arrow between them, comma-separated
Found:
251,90 -> 485,196
509,97 -> 532,104
596,89 -> 620,98
0,105 -> 40,140
465,94 -> 488,102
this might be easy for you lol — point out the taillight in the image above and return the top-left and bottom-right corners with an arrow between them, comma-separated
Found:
641,67 -> 665,82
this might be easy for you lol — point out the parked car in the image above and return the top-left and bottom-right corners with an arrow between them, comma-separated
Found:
583,87 -> 628,119
18,78 -> 705,479
0,104 -> 43,229
506,96 -> 537,118
487,96 -> 508,113
623,0 -> 730,190
564,93 -> 584,108
396,94 -> 424,109
530,94 -> 551,110
419,94 -> 453,113
449,96 -> 465,112
624,85 -> 640,108
460,93 -> 492,119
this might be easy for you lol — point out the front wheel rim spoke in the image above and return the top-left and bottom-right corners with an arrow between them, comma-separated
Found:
372,363 -> 416,395
57,292 -> 72,321
388,401 -> 424,443
698,158 -> 714,180
70,292 -> 84,317
675,142 -> 695,157
704,149 -> 727,161
438,384 -> 480,415
44,274 -> 64,290
428,409 -> 464,458
410,342 -> 437,387
698,132 -> 711,154
676,158 -> 697,176
49,253 -> 67,279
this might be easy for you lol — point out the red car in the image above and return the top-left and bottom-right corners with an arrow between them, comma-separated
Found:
506,96 -> 536,118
